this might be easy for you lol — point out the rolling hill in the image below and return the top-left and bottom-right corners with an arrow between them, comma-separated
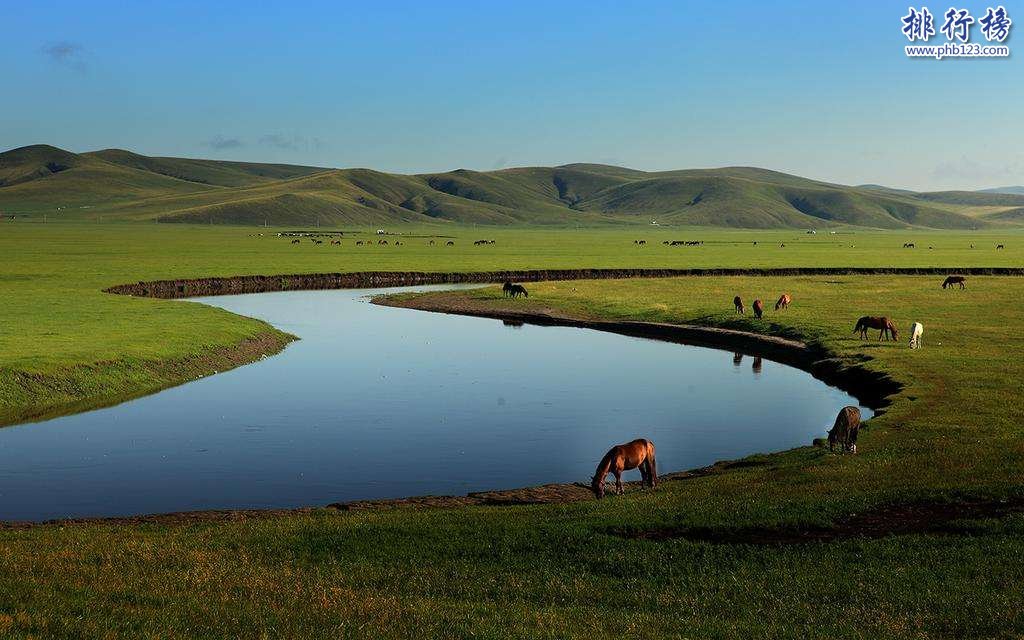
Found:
980,186 -> 1024,196
2,144 -> 1023,228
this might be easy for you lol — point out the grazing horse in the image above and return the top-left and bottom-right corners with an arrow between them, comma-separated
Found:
828,406 -> 861,454
909,322 -> 924,349
942,275 -> 966,290
997,244 -> 1005,249
446,240 -> 455,246
854,316 -> 898,341
733,296 -> 745,314
502,281 -> 514,297
590,439 -> 657,498
775,293 -> 792,311
752,299 -> 764,319
508,284 -> 528,298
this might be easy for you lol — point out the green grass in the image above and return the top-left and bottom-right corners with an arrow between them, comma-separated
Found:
2,222 -> 1024,637
6,145 -> 1024,228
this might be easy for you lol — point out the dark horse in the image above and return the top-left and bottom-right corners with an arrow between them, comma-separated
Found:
502,281 -> 514,297
733,296 -> 745,314
854,316 -> 898,341
508,284 -> 528,298
828,406 -> 861,454
591,439 -> 657,498
752,299 -> 764,319
942,275 -> 966,290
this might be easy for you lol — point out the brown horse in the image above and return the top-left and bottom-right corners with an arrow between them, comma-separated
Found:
752,299 -> 764,319
854,316 -> 898,341
942,275 -> 966,290
733,296 -> 745,314
775,293 -> 792,310
828,406 -> 861,454
591,439 -> 657,498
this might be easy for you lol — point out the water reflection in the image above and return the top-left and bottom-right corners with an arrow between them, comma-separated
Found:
0,285 -> 869,520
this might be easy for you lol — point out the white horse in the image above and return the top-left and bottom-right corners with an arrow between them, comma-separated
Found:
909,322 -> 924,349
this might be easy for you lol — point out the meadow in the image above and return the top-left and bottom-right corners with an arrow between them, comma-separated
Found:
1,221 -> 1024,637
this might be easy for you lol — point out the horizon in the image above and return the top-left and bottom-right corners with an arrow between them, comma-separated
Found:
8,142 -> 1022,195
3,1 -> 1022,191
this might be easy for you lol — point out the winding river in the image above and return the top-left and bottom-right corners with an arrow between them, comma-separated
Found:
0,285 -> 869,521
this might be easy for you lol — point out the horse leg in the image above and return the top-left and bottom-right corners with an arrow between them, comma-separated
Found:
639,463 -> 649,489
614,471 -> 623,495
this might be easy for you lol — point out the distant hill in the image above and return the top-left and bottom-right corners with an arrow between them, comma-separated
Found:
979,186 -> 1024,196
2,144 -> 1022,228
86,149 -> 328,187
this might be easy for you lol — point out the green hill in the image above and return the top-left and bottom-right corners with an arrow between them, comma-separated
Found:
86,149 -> 328,187
1,144 -> 1021,228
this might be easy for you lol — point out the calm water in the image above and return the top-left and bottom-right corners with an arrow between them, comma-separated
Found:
0,285 -> 869,521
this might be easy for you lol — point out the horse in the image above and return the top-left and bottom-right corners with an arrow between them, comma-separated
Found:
997,244 -> 1005,249
590,439 -> 657,498
909,322 -> 924,349
508,284 -> 528,298
854,316 -> 898,341
827,406 -> 861,454
502,281 -> 514,297
446,241 -> 454,246
429,240 -> 435,245
942,275 -> 966,290
775,293 -> 792,311
290,239 -> 300,244
733,296 -> 745,314
752,299 -> 764,319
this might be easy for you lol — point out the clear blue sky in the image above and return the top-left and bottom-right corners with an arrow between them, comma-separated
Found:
3,1 -> 1021,190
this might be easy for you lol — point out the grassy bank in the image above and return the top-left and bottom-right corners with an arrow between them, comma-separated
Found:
2,223 -> 1024,637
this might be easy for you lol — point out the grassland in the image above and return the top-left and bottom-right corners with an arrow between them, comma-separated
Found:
2,222 -> 1024,637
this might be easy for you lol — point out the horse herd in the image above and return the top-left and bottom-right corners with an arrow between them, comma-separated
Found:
287,238 -> 495,247
632,240 -> 704,246
732,293 -> 792,319
590,272 -> 979,495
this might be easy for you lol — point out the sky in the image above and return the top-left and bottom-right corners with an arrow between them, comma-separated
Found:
2,0 -> 1022,191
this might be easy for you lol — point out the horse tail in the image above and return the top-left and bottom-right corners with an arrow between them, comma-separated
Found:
647,442 -> 658,487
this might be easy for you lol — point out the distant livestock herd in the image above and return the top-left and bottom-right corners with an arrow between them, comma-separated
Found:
283,236 -> 495,247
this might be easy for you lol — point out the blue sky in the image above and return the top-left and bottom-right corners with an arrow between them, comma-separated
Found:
3,1 -> 1021,190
